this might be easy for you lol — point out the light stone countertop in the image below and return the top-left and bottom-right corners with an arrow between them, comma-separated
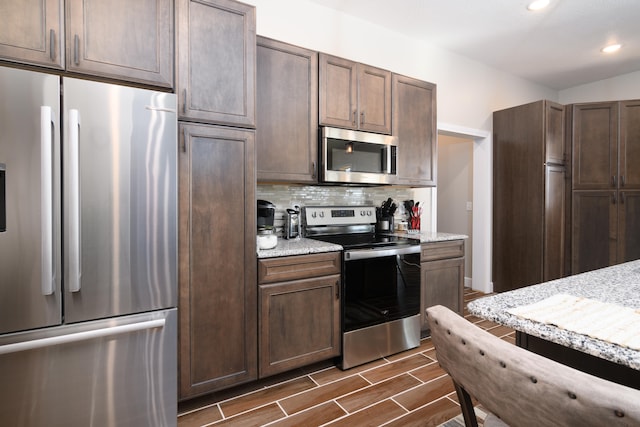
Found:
393,231 -> 468,243
256,237 -> 342,259
257,231 -> 467,259
468,260 -> 640,370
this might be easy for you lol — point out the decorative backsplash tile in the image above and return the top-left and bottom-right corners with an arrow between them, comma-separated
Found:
257,184 -> 419,235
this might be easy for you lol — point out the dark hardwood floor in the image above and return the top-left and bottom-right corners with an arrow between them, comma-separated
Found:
178,288 -> 513,426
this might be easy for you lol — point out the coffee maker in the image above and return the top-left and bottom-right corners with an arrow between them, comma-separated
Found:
257,199 -> 276,229
257,200 -> 277,250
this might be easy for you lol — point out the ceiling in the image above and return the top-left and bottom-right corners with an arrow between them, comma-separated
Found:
307,0 -> 640,90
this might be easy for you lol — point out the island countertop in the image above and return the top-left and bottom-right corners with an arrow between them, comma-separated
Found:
468,260 -> 640,371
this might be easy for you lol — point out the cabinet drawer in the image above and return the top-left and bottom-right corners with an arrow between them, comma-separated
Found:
421,240 -> 464,262
258,252 -> 341,284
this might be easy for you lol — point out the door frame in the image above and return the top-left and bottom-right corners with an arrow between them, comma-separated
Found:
437,122 -> 492,294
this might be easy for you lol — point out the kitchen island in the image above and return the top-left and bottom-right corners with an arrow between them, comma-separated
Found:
468,260 -> 640,389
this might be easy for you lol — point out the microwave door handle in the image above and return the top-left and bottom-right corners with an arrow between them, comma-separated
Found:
68,109 -> 81,292
385,145 -> 392,173
40,106 -> 55,296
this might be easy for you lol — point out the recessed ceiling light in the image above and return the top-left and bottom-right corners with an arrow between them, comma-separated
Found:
527,0 -> 550,11
601,44 -> 622,53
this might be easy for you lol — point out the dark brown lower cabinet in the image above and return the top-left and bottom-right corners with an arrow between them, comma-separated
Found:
420,241 -> 464,333
258,252 -> 341,378
569,190 -> 640,273
572,192 -> 640,274
572,191 -> 617,274
178,123 -> 256,400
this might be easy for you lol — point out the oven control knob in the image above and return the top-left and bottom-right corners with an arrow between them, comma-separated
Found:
319,212 -> 324,218
367,211 -> 372,216
311,212 -> 317,218
360,211 -> 365,216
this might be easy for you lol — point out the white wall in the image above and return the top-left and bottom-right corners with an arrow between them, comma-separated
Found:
559,70 -> 640,104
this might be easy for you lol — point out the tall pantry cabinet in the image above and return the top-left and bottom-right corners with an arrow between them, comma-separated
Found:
492,100 -> 567,292
570,100 -> 640,274
176,0 -> 257,400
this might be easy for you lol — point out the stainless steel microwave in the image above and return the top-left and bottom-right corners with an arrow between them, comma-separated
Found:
319,127 -> 398,185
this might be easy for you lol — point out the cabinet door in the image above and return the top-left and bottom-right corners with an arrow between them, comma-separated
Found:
572,191 -> 617,274
545,101 -> 565,165
65,0 -> 173,87
393,74 -> 437,186
544,165 -> 566,281
259,275 -> 340,378
319,53 -> 358,129
358,64 -> 392,134
420,257 -> 464,331
177,0 -> 256,127
572,102 -> 618,190
178,123 -> 256,399
0,0 -> 64,69
619,100 -> 640,190
618,191 -> 640,263
492,101 -> 545,292
256,37 -> 318,183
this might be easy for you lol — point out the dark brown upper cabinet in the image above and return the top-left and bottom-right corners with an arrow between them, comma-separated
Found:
0,0 -> 174,88
319,53 -> 391,134
572,102 -> 618,190
256,37 -> 318,183
393,74 -> 437,186
66,0 -> 174,87
0,0 -> 64,70
177,0 -> 256,127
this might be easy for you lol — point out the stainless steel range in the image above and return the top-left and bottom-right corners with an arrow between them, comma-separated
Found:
303,206 -> 421,369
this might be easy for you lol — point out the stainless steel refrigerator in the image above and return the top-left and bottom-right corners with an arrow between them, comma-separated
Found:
0,66 -> 178,426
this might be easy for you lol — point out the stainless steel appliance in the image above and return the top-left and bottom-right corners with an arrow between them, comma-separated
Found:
320,127 -> 398,185
304,206 -> 421,369
284,207 -> 300,239
0,66 -> 178,426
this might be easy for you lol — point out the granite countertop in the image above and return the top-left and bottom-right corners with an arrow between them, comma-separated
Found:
257,231 -> 467,259
468,260 -> 640,370
394,231 -> 468,243
257,237 -> 342,259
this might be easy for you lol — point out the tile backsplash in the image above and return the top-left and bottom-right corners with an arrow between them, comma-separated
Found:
257,184 -> 422,236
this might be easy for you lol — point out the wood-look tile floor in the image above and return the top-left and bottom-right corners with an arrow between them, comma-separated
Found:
178,288 -> 514,427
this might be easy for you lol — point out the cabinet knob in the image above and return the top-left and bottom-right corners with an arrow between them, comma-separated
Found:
361,111 -> 365,125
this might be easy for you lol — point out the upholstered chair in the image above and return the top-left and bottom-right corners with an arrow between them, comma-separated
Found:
426,305 -> 640,427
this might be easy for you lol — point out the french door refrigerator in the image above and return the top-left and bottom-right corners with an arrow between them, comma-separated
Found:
0,66 -> 178,426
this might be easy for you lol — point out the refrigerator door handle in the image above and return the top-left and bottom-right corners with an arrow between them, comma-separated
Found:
68,109 -> 82,292
0,318 -> 165,356
40,107 -> 55,295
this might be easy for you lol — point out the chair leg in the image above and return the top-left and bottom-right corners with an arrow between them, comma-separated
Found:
453,381 -> 478,427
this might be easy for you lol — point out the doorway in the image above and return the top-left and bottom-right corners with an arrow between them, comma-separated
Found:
435,124 -> 492,293
437,134 -> 473,287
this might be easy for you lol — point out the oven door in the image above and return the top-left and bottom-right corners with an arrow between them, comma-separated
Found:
342,245 -> 421,332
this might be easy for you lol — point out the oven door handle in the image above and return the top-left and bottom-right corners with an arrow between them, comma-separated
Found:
344,245 -> 420,261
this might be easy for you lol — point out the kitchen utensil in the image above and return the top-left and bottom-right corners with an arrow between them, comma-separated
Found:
284,208 -> 300,239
